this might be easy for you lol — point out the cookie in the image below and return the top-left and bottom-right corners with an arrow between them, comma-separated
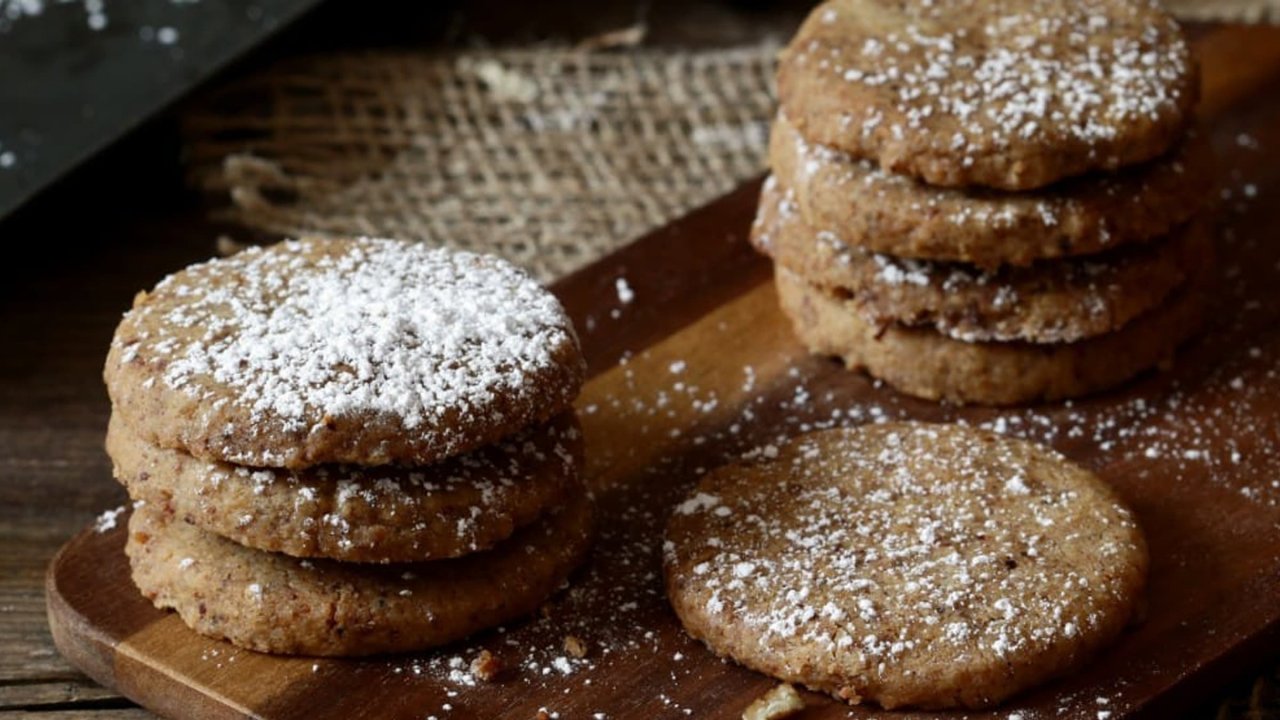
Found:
107,411 -> 583,563
105,237 -> 585,469
768,113 -> 1212,267
774,266 -> 1207,405
126,493 -> 593,656
665,422 -> 1147,709
751,178 -> 1208,344
777,0 -> 1197,190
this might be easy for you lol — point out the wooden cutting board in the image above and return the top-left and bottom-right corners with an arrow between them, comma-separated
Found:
46,24 -> 1280,720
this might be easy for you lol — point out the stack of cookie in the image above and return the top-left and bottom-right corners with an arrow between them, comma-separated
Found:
752,0 -> 1212,404
104,237 -> 592,656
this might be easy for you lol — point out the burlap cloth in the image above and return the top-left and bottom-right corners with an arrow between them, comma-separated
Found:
182,9 -> 1276,715
184,44 -> 778,281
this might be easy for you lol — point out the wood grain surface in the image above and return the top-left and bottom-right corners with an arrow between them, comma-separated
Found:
37,22 -> 1280,719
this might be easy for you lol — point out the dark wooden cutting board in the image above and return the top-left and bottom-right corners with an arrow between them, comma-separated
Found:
46,24 -> 1280,720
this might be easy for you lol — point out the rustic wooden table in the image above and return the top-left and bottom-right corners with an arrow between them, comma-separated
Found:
2,2 -> 1277,718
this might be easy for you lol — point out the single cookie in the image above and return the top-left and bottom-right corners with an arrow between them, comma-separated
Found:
665,422 -> 1147,709
774,266 -> 1207,405
126,494 -> 593,656
107,411 -> 583,563
769,114 -> 1212,267
751,178 -> 1208,344
777,0 -> 1197,190
105,238 -> 585,469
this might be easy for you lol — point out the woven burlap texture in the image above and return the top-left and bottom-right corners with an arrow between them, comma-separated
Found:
184,45 -> 778,282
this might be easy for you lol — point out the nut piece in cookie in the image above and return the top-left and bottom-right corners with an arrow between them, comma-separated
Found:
665,423 -> 1148,709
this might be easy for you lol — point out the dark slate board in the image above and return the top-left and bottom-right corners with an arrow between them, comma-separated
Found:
0,0 -> 323,221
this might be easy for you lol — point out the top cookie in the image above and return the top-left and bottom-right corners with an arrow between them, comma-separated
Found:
105,238 -> 585,469
777,0 -> 1197,190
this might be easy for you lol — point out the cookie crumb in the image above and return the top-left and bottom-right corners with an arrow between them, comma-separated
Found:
743,683 -> 805,720
836,685 -> 862,704
470,649 -> 504,681
94,505 -> 127,533
562,634 -> 588,658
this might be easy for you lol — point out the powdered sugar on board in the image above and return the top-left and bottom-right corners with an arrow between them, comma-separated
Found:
109,237 -> 582,466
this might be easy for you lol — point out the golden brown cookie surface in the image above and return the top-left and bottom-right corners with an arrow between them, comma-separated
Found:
777,0 -> 1197,190
769,114 -> 1212,267
751,178 -> 1208,344
774,267 -> 1207,404
126,494 -> 593,656
105,238 -> 584,469
665,422 -> 1147,709
108,412 -> 583,563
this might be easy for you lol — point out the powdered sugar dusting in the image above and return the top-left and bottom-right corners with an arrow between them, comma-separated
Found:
615,277 -> 635,305
666,423 -> 1144,701
111,238 -> 580,465
786,0 -> 1192,185
870,253 -> 931,287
